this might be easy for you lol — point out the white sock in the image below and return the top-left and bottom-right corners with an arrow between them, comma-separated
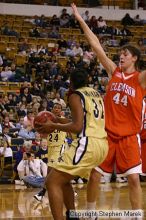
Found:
86,202 -> 97,220
87,201 -> 96,210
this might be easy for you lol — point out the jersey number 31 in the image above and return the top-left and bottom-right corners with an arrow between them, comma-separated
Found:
92,98 -> 104,119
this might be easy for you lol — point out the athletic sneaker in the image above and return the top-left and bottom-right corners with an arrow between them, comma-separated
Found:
70,179 -> 76,184
15,180 -> 25,185
77,178 -> 84,184
15,180 -> 21,185
20,180 -> 25,185
33,194 -> 44,202
116,177 -> 127,183
34,188 -> 46,202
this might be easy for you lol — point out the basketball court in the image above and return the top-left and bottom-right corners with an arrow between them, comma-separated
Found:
0,182 -> 146,219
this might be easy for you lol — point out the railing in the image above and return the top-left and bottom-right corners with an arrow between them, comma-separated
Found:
0,0 -> 143,9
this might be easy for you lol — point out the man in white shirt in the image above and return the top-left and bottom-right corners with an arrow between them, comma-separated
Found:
82,10 -> 89,24
17,153 -> 47,188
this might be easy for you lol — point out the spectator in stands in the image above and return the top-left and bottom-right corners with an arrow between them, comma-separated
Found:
0,66 -> 15,82
89,15 -> 98,34
0,55 -> 3,66
72,43 -> 83,57
14,140 -> 32,178
119,36 -> 130,46
30,81 -> 43,97
97,16 -> 107,29
18,38 -> 30,54
120,26 -> 133,36
18,124 -> 35,140
17,103 -> 27,117
37,49 -> 46,60
34,15 -> 41,26
2,126 -> 11,145
99,37 -> 108,52
82,10 -> 90,24
50,14 -> 60,27
121,13 -> 135,26
20,81 -> 31,91
17,152 -> 47,188
32,104 -> 39,118
39,28 -> 49,38
45,91 -> 55,111
35,139 -> 48,164
24,15 -> 36,25
69,14 -> 79,28
0,94 -> 7,117
138,38 -> 146,55
2,115 -> 15,129
1,23 -> 19,38
53,92 -> 66,109
29,44 -> 38,54
52,43 -> 60,56
18,98 -> 27,113
7,93 -> 16,107
38,98 -> 49,112
2,94 -> 10,112
57,36 -> 68,49
9,108 -> 17,124
97,16 -> 108,34
65,44 -> 75,57
53,75 -> 65,91
16,116 -> 25,129
107,36 -> 119,47
49,26 -> 60,39
19,87 -> 32,104
60,8 -> 70,20
83,46 -> 95,65
133,14 -> 143,25
29,27 -> 40,38
23,109 -> 34,128
60,14 -> 70,28
12,94 -> 19,107
0,137 -> 12,165
37,14 -> 47,28
30,96 -> 40,108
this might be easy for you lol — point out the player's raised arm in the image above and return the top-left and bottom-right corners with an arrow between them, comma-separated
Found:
71,3 -> 116,78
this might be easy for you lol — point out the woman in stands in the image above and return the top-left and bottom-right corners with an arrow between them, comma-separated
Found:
0,137 -> 12,165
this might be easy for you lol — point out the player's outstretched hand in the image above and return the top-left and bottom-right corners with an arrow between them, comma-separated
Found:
71,3 -> 82,21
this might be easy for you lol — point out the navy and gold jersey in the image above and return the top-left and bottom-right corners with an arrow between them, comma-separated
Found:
74,87 -> 107,139
47,129 -> 67,147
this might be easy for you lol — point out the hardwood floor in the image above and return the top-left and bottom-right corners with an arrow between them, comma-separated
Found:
0,182 -> 146,219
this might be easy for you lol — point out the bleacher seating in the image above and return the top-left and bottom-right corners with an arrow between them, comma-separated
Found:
0,12 -> 145,55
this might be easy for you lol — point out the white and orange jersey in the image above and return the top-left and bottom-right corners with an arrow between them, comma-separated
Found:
105,67 -> 145,137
